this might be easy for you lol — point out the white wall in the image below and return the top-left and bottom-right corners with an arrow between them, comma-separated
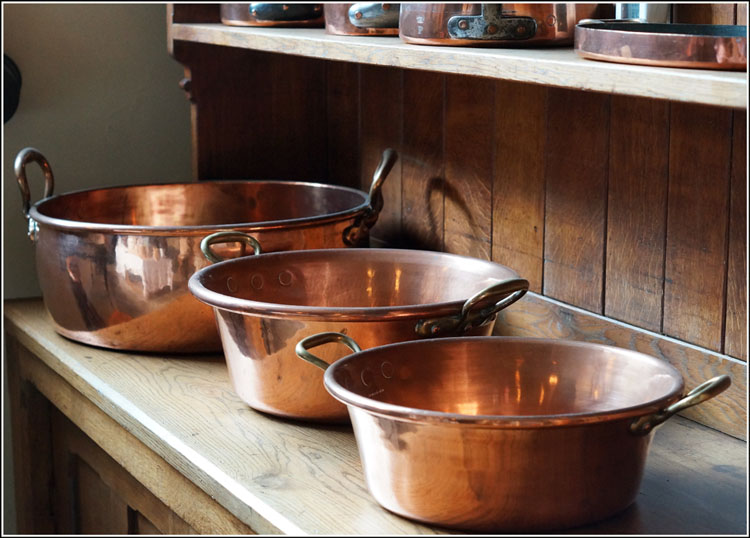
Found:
3,4 -> 192,532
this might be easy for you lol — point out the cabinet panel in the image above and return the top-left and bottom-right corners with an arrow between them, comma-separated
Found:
605,96 -> 669,332
402,70 -> 444,251
663,103 -> 732,351
492,80 -> 546,293
543,88 -> 610,313
326,60 -> 360,189
444,74 -> 494,260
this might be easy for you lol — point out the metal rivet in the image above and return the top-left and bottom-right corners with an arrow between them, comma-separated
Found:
516,25 -> 527,35
278,270 -> 293,286
458,19 -> 469,30
361,368 -> 373,387
354,11 -> 363,19
226,276 -> 238,293
381,361 -> 394,379
251,274 -> 264,290
487,24 -> 498,34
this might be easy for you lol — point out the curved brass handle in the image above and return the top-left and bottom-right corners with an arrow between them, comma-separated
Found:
200,231 -> 262,263
630,375 -> 732,436
295,332 -> 362,371
415,278 -> 529,337
14,147 -> 55,241
343,148 -> 398,246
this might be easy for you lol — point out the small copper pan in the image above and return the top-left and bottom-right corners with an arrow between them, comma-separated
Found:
298,335 -> 731,531
575,20 -> 747,70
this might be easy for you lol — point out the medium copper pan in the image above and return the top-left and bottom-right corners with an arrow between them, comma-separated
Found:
189,241 -> 528,421
298,335 -> 731,531
399,3 -> 604,46
13,147 -> 396,353
220,3 -> 324,27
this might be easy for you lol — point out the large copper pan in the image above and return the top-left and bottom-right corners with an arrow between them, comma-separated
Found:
399,3 -> 605,46
13,147 -> 396,353
297,335 -> 731,531
188,243 -> 528,421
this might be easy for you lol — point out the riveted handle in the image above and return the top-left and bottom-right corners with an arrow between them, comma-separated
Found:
14,147 -> 55,241
630,375 -> 732,436
343,148 -> 397,246
348,3 -> 400,28
415,278 -> 529,337
200,231 -> 262,263
296,332 -> 362,371
447,4 -> 537,41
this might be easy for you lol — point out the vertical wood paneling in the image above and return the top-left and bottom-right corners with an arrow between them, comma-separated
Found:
672,3 -> 737,24
401,70 -> 444,251
737,3 -> 747,24
543,89 -> 610,313
359,65 -> 402,243
492,80 -> 546,292
605,96 -> 669,332
663,103 -> 732,351
444,74 -> 494,259
725,111 -> 747,360
326,61 -> 360,188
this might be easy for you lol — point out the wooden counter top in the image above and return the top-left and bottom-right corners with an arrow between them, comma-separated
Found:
4,298 -> 747,534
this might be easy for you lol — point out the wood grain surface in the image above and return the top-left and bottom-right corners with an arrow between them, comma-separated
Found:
663,103 -> 732,352
444,74 -> 494,260
326,60 -> 360,189
543,88 -> 609,313
167,25 -> 748,108
605,96 -> 669,332
401,69 -> 444,251
725,110 -> 747,360
5,298 -> 747,534
671,2 -> 739,24
492,80 -> 546,293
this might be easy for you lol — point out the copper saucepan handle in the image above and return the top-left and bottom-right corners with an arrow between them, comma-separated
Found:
415,278 -> 530,337
348,3 -> 400,28
630,375 -> 732,435
343,148 -> 398,246
14,147 -> 55,241
296,332 -> 363,371
200,231 -> 263,263
447,4 -> 537,41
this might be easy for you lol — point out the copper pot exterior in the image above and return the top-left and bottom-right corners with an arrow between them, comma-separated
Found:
399,3 -> 601,46
28,181 -> 376,353
322,337 -> 692,531
220,3 -> 325,27
190,248 -> 527,421
324,3 -> 399,36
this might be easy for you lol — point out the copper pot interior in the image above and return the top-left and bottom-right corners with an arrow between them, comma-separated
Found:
34,182 -> 366,227
196,249 -> 518,311
328,338 -> 683,419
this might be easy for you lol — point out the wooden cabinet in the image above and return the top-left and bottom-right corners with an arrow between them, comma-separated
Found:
167,4 -> 747,439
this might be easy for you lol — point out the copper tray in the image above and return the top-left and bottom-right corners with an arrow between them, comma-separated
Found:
575,21 -> 747,70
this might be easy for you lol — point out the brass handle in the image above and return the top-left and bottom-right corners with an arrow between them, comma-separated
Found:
14,147 -> 55,241
343,148 -> 398,246
630,375 -> 732,436
200,231 -> 262,263
295,332 -> 362,371
415,278 -> 529,337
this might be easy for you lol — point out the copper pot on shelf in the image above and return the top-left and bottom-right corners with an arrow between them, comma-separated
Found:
220,3 -> 324,27
13,147 -> 396,353
297,334 -> 731,531
325,3 -> 400,36
189,243 -> 528,422
399,3 -> 606,46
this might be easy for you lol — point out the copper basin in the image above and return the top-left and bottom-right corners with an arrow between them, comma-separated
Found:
298,336 -> 731,531
13,147 -> 396,353
189,247 -> 528,421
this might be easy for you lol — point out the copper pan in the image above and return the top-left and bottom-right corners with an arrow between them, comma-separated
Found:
575,20 -> 747,70
399,3 -> 606,46
13,147 -> 396,353
298,335 -> 731,531
188,242 -> 528,421
220,3 -> 324,27
324,3 -> 400,36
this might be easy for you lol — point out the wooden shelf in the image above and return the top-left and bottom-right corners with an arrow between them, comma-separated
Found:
5,298 -> 747,534
169,24 -> 748,109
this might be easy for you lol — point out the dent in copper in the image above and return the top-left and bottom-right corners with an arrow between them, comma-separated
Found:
323,337 -> 688,531
575,21 -> 747,70
30,181 -> 375,353
399,3 -> 601,46
189,248 -> 524,421
325,3 -> 399,36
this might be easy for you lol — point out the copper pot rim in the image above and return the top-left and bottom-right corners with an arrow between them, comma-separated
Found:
29,180 -> 370,235
323,336 -> 685,428
189,248 -> 520,321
